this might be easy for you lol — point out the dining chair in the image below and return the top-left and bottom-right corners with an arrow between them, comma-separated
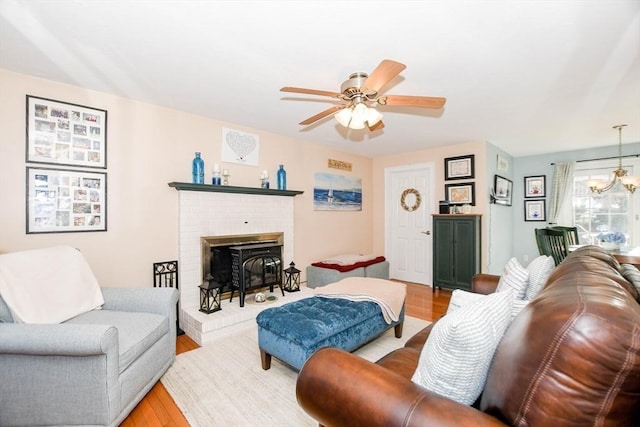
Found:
549,226 -> 580,246
535,228 -> 570,265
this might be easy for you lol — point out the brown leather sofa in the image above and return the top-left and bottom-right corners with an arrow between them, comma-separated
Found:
296,246 -> 640,427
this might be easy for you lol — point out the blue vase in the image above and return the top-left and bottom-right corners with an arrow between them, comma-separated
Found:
192,152 -> 204,184
277,165 -> 286,190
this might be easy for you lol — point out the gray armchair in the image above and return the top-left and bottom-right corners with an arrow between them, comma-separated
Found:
0,284 -> 179,426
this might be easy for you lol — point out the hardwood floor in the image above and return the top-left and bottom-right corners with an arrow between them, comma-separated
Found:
121,282 -> 451,426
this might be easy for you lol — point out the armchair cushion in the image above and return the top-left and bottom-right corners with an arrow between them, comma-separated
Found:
0,246 -> 104,323
65,309 -> 168,373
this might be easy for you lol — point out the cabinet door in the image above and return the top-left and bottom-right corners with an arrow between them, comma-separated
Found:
451,218 -> 477,290
433,218 -> 455,288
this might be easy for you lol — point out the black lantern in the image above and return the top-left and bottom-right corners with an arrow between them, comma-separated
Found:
199,274 -> 222,314
283,261 -> 301,292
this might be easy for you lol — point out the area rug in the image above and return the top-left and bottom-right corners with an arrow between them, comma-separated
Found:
161,316 -> 430,426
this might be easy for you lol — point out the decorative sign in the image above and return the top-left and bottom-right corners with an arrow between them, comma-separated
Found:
221,127 -> 259,166
328,159 -> 352,171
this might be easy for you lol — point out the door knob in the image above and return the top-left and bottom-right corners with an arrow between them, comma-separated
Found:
421,231 -> 431,235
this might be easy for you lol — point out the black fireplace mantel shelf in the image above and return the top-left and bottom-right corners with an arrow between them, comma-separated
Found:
168,182 -> 304,197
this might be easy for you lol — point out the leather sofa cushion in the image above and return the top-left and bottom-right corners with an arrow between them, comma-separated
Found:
65,309 -> 168,373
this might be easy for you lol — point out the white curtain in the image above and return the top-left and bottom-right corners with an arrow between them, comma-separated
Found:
548,162 -> 575,225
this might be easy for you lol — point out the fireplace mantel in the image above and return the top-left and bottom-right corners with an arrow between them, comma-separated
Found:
168,182 -> 303,197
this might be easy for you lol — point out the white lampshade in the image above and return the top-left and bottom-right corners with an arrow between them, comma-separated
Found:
620,175 -> 640,187
366,107 -> 383,126
351,103 -> 368,123
334,107 -> 353,127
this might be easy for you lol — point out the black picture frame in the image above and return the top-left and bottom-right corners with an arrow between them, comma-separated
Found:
524,175 -> 546,198
524,199 -> 546,221
493,175 -> 513,206
26,95 -> 107,169
26,166 -> 107,233
445,182 -> 475,206
444,155 -> 475,180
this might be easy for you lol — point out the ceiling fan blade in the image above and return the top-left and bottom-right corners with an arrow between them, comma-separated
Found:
299,105 -> 344,125
368,120 -> 385,132
281,86 -> 341,98
381,95 -> 446,109
362,59 -> 406,93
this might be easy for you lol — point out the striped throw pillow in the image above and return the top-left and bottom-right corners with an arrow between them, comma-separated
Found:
497,257 -> 529,300
411,289 -> 513,405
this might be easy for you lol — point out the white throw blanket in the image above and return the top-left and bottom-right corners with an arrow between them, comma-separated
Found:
313,277 -> 406,324
0,246 -> 104,323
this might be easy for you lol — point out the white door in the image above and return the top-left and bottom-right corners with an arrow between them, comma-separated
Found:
385,163 -> 434,285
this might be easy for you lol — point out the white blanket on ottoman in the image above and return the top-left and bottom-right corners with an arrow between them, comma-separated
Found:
313,277 -> 406,324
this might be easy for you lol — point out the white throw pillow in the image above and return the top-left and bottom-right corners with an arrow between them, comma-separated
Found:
411,289 -> 513,405
448,289 -> 528,323
511,298 -> 530,321
497,257 -> 529,300
525,255 -> 555,300
0,246 -> 104,324
446,289 -> 485,314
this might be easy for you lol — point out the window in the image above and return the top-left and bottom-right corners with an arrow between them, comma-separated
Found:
570,158 -> 639,246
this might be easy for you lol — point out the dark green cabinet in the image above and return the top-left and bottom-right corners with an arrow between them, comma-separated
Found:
432,215 -> 481,292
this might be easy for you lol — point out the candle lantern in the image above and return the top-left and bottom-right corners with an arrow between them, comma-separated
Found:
283,261 -> 301,292
199,274 -> 223,314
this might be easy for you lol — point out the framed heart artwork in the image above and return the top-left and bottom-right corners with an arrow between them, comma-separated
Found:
221,127 -> 259,166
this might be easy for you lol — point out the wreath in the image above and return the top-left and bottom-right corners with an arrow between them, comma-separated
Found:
400,188 -> 421,212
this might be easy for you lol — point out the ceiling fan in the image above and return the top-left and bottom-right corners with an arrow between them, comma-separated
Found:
280,59 -> 446,131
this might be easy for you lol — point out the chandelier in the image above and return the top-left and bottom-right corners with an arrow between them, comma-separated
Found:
587,124 -> 639,194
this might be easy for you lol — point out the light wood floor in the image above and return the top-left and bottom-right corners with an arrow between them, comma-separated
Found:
120,282 -> 452,426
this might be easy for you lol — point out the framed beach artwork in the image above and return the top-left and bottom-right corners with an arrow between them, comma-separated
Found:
313,173 -> 362,211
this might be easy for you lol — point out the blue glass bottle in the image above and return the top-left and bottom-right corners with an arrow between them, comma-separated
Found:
277,165 -> 286,190
192,152 -> 204,184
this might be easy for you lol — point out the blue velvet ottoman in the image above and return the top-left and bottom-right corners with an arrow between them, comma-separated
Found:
256,296 -> 404,370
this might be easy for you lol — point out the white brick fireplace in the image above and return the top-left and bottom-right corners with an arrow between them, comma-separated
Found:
175,188 -> 299,343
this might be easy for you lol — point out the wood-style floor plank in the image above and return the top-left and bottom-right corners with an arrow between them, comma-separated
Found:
121,281 -> 450,426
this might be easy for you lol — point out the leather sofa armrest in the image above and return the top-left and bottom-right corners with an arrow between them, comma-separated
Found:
472,273 -> 500,295
297,347 -> 506,427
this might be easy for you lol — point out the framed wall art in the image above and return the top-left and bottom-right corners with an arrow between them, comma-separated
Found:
493,175 -> 513,206
445,182 -> 475,205
444,154 -> 475,180
221,127 -> 259,166
313,172 -> 362,211
26,95 -> 107,168
26,166 -> 107,233
524,175 -> 546,198
524,199 -> 546,221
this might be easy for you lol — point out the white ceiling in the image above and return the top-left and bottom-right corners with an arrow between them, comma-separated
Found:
1,0 -> 639,158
